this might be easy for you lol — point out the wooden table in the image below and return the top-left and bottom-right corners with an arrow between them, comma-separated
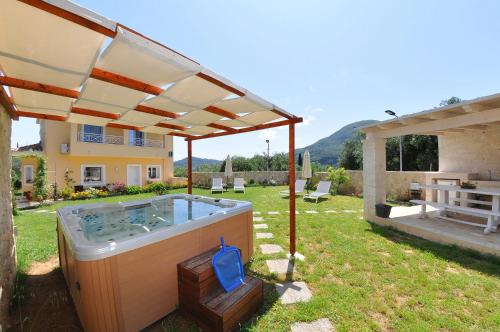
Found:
414,184 -> 500,234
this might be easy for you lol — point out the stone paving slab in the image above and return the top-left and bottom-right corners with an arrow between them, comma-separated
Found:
34,210 -> 49,213
266,259 -> 296,274
268,211 -> 281,215
260,244 -> 283,254
325,210 -> 337,213
286,210 -> 300,214
275,281 -> 312,304
256,233 -> 273,239
305,210 -> 318,214
291,318 -> 334,332
253,216 -> 264,222
253,211 -> 261,215
254,224 -> 268,229
343,210 -> 357,213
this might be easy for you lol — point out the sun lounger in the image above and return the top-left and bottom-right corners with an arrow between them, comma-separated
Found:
211,178 -> 224,193
280,179 -> 307,197
304,181 -> 331,203
234,178 -> 245,193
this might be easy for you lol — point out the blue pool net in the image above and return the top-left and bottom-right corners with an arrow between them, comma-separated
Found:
212,237 -> 245,292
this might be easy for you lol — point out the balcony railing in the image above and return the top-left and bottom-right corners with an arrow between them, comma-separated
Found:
78,132 -> 163,148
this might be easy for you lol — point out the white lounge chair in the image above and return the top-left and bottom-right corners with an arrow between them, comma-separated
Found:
211,178 -> 224,193
234,178 -> 245,193
280,179 -> 307,197
304,181 -> 331,203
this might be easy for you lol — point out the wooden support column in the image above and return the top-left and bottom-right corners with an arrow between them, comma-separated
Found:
187,139 -> 193,194
289,123 -> 296,256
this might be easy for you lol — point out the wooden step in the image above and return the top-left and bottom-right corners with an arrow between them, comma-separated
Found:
178,247 -> 263,332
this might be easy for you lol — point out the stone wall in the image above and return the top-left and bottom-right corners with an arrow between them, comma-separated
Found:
192,170 -> 427,200
439,130 -> 500,180
0,107 -> 15,330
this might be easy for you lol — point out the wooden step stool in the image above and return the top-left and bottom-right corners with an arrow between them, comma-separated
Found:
178,247 -> 263,332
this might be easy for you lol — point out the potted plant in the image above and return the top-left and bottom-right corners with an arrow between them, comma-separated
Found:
375,203 -> 392,218
460,181 -> 476,189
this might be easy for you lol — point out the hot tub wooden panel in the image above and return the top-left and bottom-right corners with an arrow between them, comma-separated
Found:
58,210 -> 253,332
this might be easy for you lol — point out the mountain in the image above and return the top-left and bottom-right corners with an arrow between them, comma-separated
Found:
296,120 -> 379,165
174,157 -> 222,168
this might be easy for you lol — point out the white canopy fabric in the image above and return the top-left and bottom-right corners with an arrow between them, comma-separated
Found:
302,150 -> 312,179
0,0 -> 299,138
224,155 -> 233,178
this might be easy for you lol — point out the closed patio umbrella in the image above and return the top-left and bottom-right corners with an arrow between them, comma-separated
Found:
302,150 -> 312,192
224,155 -> 233,188
302,150 -> 312,179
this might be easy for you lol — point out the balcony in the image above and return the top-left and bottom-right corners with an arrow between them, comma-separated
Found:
71,131 -> 168,158
78,132 -> 164,148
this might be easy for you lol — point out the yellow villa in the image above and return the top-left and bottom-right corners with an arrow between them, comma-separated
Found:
17,119 -> 174,194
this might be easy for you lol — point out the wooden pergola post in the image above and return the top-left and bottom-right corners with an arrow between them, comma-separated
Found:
289,123 -> 296,256
187,139 -> 193,194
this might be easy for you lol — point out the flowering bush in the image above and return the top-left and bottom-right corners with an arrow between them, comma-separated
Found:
96,189 -> 109,198
144,182 -> 169,194
111,182 -> 126,194
71,190 -> 92,200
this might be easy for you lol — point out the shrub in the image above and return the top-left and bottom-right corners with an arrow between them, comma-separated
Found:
111,182 -> 126,194
71,190 -> 92,200
61,187 -> 73,200
327,166 -> 350,195
33,157 -> 48,201
96,189 -> 109,198
144,182 -> 170,194
125,185 -> 142,195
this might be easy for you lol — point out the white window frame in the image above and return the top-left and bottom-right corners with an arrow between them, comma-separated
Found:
126,164 -> 143,186
23,165 -> 34,185
80,164 -> 106,187
147,165 -> 162,180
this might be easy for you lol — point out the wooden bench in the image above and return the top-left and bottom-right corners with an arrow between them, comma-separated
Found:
411,199 -> 500,234
178,247 -> 263,332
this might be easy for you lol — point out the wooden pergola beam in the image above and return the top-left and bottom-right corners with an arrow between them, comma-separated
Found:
187,140 -> 192,194
135,105 -> 178,119
288,123 -> 296,256
71,107 -> 120,120
155,122 -> 187,131
196,72 -> 244,97
0,86 -> 18,120
0,76 -> 79,99
17,110 -> 66,121
107,122 -> 141,131
18,0 -> 116,37
206,122 -> 237,133
203,106 -> 239,120
90,68 -> 164,95
187,117 -> 303,141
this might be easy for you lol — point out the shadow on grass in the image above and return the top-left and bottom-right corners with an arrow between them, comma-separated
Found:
367,221 -> 500,277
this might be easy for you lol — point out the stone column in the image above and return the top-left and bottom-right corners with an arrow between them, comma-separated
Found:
0,106 -> 15,330
362,134 -> 386,220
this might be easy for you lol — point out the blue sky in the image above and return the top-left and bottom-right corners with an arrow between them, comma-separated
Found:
11,0 -> 500,160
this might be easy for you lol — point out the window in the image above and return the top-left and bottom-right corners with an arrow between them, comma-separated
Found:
147,165 -> 161,180
82,125 -> 103,143
24,165 -> 34,184
81,165 -> 105,185
129,130 -> 145,146
168,151 -> 173,158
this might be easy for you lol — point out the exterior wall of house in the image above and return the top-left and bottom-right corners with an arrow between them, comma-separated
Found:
438,129 -> 500,180
35,120 -> 174,189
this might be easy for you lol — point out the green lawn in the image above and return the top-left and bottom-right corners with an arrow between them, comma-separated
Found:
14,186 -> 500,331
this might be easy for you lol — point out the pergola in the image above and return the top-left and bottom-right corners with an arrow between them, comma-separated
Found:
359,93 -> 500,221
0,1 -> 302,254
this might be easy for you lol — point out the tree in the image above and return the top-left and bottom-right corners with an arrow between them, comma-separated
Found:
33,156 -> 48,201
327,166 -> 350,195
440,96 -> 462,106
338,131 -> 365,170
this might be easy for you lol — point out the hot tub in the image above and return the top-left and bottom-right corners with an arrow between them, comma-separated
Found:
57,194 -> 253,332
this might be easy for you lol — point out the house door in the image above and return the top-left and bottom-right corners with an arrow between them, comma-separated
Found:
127,165 -> 142,186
